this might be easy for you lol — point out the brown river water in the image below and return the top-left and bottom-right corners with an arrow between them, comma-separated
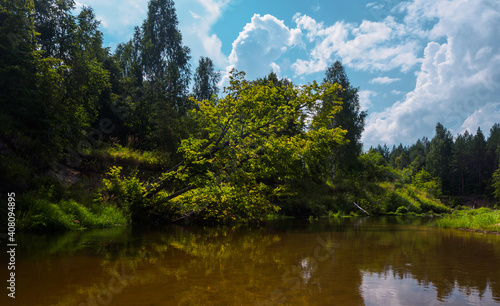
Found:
4,216 -> 500,305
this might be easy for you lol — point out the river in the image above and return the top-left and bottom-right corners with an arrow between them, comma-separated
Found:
6,216 -> 500,305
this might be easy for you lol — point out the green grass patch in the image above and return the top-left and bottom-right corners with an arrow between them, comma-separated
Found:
376,182 -> 449,214
87,144 -> 168,173
18,198 -> 127,232
328,177 -> 449,216
436,208 -> 500,232
99,145 -> 165,166
104,145 -> 165,165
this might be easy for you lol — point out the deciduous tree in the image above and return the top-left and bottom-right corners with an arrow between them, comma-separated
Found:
141,0 -> 191,152
193,56 -> 220,101
323,61 -> 365,177
143,70 -> 346,222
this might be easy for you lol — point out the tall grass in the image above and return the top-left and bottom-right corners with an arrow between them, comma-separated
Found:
91,144 -> 167,169
436,208 -> 500,231
18,198 -> 127,231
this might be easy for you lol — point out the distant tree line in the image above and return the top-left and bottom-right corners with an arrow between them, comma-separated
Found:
371,123 -> 500,198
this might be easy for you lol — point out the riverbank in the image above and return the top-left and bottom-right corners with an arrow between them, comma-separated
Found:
8,141 -> 497,232
436,208 -> 500,233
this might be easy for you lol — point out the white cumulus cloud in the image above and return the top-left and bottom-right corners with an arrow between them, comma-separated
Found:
227,14 -> 302,80
75,0 -> 149,45
291,14 -> 421,75
458,102 -> 500,136
179,0 -> 231,68
391,90 -> 404,95
370,76 -> 401,84
358,90 -> 377,111
362,0 -> 500,148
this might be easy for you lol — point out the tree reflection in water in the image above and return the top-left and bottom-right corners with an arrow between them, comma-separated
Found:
12,217 -> 500,305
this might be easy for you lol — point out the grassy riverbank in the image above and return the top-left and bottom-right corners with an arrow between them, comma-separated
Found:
436,208 -> 500,232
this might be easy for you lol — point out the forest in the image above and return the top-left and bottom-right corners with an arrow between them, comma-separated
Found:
1,0 -> 500,231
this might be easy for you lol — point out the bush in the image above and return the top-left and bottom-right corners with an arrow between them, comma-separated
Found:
359,151 -> 394,182
412,170 -> 442,197
19,199 -> 77,231
97,166 -> 149,223
395,206 -> 408,214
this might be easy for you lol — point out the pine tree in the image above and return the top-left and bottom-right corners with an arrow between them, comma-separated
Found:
471,127 -> 487,194
426,123 -> 453,193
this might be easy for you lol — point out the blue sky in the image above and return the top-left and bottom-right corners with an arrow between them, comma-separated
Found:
75,0 -> 500,149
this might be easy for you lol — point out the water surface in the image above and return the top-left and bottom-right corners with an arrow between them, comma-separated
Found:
6,217 -> 500,305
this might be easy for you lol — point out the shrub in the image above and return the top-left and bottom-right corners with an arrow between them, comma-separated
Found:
412,170 -> 442,197
395,206 -> 408,214
97,166 -> 149,223
19,199 -> 77,231
359,151 -> 394,182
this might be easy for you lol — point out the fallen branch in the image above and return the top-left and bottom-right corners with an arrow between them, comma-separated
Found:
353,202 -> 370,216
407,200 -> 415,211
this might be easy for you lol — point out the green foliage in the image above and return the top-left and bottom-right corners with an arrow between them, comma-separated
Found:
90,143 -> 167,170
13,174 -> 128,232
18,196 -> 127,232
436,208 -> 500,231
19,199 -> 77,231
400,168 -> 413,184
323,61 -> 366,175
0,153 -> 31,191
329,173 -> 449,216
1,0 -> 112,176
153,70 -> 347,222
493,168 -> 500,202
395,206 -> 409,214
97,166 -> 150,223
4,0 -> 499,227
141,0 -> 192,153
171,183 -> 279,223
426,123 -> 453,193
384,182 -> 448,214
111,0 -> 195,153
412,169 -> 442,197
278,178 -> 336,217
378,121 -> 500,203
359,150 -> 394,182
193,56 -> 221,101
